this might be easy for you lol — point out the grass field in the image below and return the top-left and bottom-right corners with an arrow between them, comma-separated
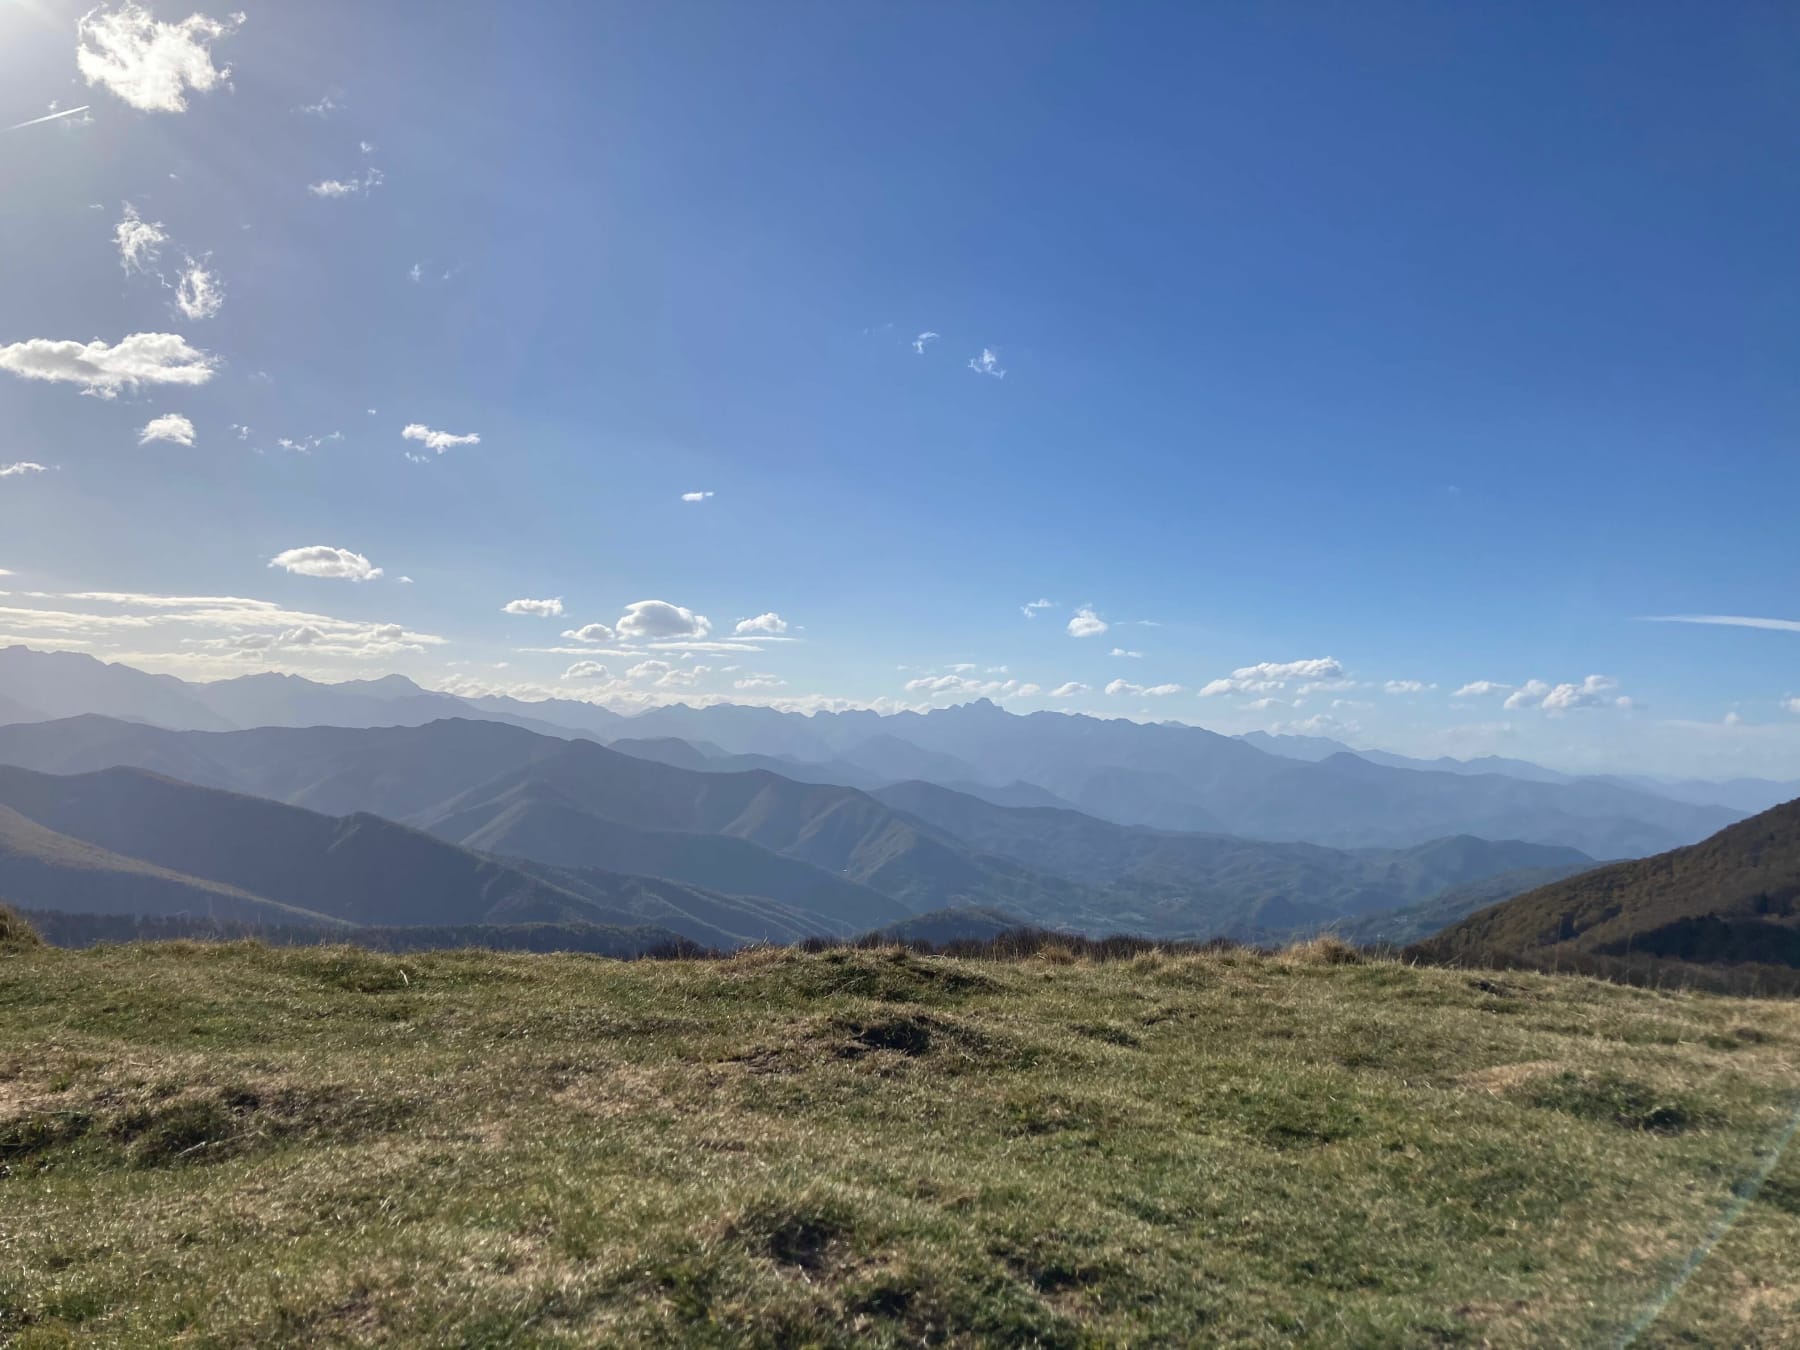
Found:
2,932 -> 1798,1346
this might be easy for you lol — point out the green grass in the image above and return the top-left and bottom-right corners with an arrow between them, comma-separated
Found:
1,937 -> 1797,1346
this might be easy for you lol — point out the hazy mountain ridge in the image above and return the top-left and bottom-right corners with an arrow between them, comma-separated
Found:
0,649 -> 1753,857
0,715 -> 1606,941
0,761 -> 892,950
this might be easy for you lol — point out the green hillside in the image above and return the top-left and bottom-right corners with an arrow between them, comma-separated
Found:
2,934 -> 1796,1345
1421,797 -> 1800,969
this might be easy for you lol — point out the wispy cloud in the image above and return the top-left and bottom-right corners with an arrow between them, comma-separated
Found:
912,331 -> 939,355
115,203 -> 166,273
1644,614 -> 1800,634
174,258 -> 224,319
309,166 -> 384,198
1020,598 -> 1054,619
967,347 -> 1005,379
0,463 -> 50,478
681,490 -> 714,502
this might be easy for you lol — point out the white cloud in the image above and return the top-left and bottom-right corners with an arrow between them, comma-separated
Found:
77,3 -> 240,114
174,259 -> 223,319
561,622 -> 615,643
1383,680 -> 1427,695
0,591 -> 443,674
733,612 -> 788,636
0,463 -> 50,478
268,545 -> 382,582
501,597 -> 564,617
309,167 -> 384,198
680,490 -> 714,502
137,412 -> 195,446
0,333 -> 215,398
1453,680 -> 1512,698
1644,614 -> 1800,634
734,675 -> 787,691
1021,598 -> 1054,619
1724,711 -> 1744,727
616,599 -> 710,641
904,673 -> 1034,700
1540,675 -> 1623,712
1067,607 -> 1109,638
1047,682 -> 1089,699
1499,674 -> 1628,713
912,331 -> 939,355
401,423 -> 479,456
1111,648 -> 1143,659
563,661 -> 610,680
1784,698 -> 1800,716
1105,679 -> 1182,697
299,94 -> 337,117
1198,657 -> 1343,697
115,203 -> 166,273
967,347 -> 1005,379
1244,696 -> 1289,711
1500,680 -> 1551,710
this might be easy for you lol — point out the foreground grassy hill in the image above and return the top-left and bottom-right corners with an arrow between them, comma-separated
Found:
2,931 -> 1797,1346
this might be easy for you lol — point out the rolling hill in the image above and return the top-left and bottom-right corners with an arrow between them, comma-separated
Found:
1419,796 -> 1800,968
0,763 -> 872,949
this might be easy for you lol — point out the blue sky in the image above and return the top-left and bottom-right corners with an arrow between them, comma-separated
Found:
1,0 -> 1797,776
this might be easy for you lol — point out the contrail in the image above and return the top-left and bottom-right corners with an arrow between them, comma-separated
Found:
5,105 -> 92,132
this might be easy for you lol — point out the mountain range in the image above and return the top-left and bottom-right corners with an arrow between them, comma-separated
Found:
0,647 -> 1756,857
0,712 -> 1601,943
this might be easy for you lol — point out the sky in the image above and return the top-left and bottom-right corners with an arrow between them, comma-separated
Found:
0,0 -> 1797,778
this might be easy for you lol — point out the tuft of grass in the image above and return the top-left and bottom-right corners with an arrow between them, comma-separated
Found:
0,902 -> 42,951
1,940 -> 1797,1343
1281,934 -> 1364,965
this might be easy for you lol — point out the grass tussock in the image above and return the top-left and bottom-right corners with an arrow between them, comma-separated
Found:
1280,934 -> 1365,966
0,902 -> 42,951
1,939 -> 1798,1345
